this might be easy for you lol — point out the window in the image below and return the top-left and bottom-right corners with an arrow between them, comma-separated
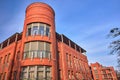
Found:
68,70 -> 71,79
23,41 -> 51,59
27,23 -> 50,37
28,27 -> 31,36
7,53 -> 10,63
39,25 -> 44,36
46,27 -> 50,36
21,67 -> 27,80
4,55 -> 7,63
3,72 -> 6,80
14,71 -> 17,80
29,66 -> 34,80
37,71 -> 43,79
32,26 -> 38,35
21,66 -> 51,80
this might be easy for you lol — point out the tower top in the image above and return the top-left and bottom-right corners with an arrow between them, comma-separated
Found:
26,2 -> 55,16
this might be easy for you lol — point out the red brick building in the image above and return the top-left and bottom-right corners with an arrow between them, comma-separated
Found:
90,62 -> 117,80
0,2 -> 92,80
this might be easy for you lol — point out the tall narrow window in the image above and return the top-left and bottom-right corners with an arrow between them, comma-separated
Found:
39,25 -> 44,36
28,28 -> 31,36
29,66 -> 34,79
32,26 -> 38,35
7,53 -> 10,63
14,71 -> 17,80
4,55 -> 7,63
24,43 -> 30,59
45,43 -> 50,58
46,27 -> 50,37
22,67 -> 27,80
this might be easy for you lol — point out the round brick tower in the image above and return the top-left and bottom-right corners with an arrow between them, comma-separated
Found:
20,2 -> 58,80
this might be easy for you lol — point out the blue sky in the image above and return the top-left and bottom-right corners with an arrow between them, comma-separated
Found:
0,0 -> 120,69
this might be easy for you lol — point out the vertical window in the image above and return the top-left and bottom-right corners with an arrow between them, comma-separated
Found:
24,43 -> 29,59
32,26 -> 38,35
46,27 -> 50,37
22,67 -> 27,80
46,66 -> 51,79
7,53 -> 10,63
28,27 -> 31,36
14,71 -> 17,80
45,43 -> 50,58
39,25 -> 44,36
29,66 -> 34,79
66,53 -> 69,66
4,55 -> 7,63
68,70 -> 71,79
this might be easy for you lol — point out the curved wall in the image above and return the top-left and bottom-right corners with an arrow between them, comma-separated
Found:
20,2 -> 57,80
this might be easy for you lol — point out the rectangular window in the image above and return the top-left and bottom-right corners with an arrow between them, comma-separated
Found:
46,71 -> 50,79
29,72 -> 34,79
28,28 -> 31,36
24,43 -> 29,52
4,55 -> 7,63
37,71 -> 43,79
46,43 -> 50,51
22,72 -> 27,79
46,27 -> 50,36
7,53 -> 10,63
22,67 -> 27,80
32,26 -> 38,35
31,42 -> 38,51
14,71 -> 17,80
38,42 -> 44,51
39,25 -> 44,36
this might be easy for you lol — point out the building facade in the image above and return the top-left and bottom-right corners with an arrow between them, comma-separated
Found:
90,62 -> 117,80
0,2 -> 92,80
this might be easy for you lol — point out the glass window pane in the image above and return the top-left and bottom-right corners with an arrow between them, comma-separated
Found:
29,66 -> 34,71
24,43 -> 29,52
22,72 -> 27,78
38,66 -> 43,71
29,72 -> 34,78
22,67 -> 27,72
38,42 -> 44,51
37,71 -> 43,79
46,71 -> 50,79
7,53 -> 10,62
28,28 -> 31,36
30,42 -> 38,51
39,25 -> 44,36
46,27 -> 50,36
32,26 -> 38,35
46,43 -> 50,51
